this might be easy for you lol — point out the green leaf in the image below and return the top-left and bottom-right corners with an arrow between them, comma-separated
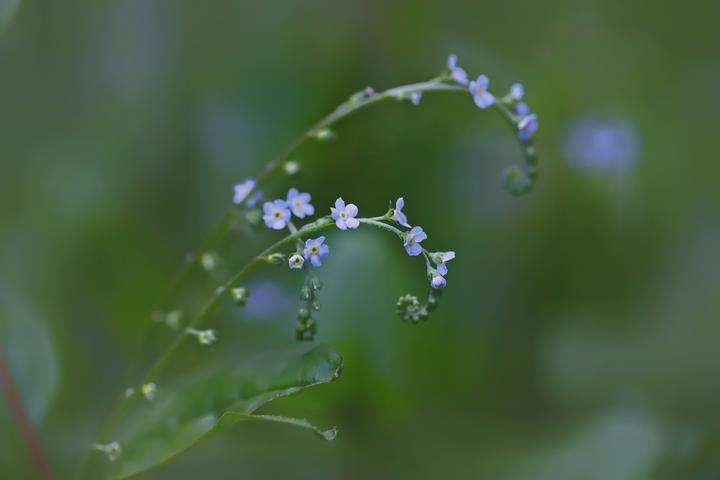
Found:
108,345 -> 342,479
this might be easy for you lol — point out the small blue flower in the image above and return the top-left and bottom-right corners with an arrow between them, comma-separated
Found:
431,274 -> 447,289
392,197 -> 410,227
262,199 -> 291,230
469,75 -> 495,109
330,197 -> 359,230
303,236 -> 330,267
288,253 -> 305,269
516,102 -> 530,116
233,179 -> 255,204
447,54 -> 469,85
286,188 -> 315,219
509,83 -> 524,101
411,92 -> 422,105
518,114 -> 539,142
436,251 -> 456,275
404,226 -> 427,256
247,190 -> 263,208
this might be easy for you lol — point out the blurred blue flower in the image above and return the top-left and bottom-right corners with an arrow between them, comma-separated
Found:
286,187 -> 315,219
447,54 -> 469,85
564,117 -> 641,172
330,197 -> 359,230
509,83 -> 524,101
431,274 -> 447,289
288,253 -> 304,269
436,251 -> 456,275
303,236 -> 330,267
233,179 -> 255,204
469,75 -> 495,109
262,199 -> 291,230
411,92 -> 422,105
516,102 -> 530,116
518,114 -> 539,142
392,197 -> 410,227
404,226 -> 427,256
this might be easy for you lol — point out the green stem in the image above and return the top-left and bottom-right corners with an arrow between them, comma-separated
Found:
77,216 -> 406,479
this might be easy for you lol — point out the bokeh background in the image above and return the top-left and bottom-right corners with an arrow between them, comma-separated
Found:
2,0 -> 720,478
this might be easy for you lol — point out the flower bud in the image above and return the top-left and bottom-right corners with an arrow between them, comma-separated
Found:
200,252 -> 219,271
430,275 -> 446,289
186,328 -> 217,346
265,252 -> 285,264
93,442 -> 122,462
312,128 -> 335,141
284,161 -> 301,176
141,382 -> 157,401
231,287 -> 250,306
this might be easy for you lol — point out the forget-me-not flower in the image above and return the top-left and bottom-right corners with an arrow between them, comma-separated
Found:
392,197 -> 410,227
436,251 -> 456,275
518,114 -> 539,142
303,236 -> 330,267
516,102 -> 529,116
404,226 -> 427,256
411,92 -> 422,105
509,83 -> 524,101
330,197 -> 359,230
247,190 -> 263,207
447,54 -> 469,85
262,199 -> 291,230
431,274 -> 447,289
469,75 -> 495,109
288,253 -> 305,269
286,188 -> 315,219
233,179 -> 255,205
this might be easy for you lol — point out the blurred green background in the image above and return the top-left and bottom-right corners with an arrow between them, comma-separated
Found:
1,0 -> 720,478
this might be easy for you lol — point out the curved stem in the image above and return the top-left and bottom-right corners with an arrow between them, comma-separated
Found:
155,77 -> 464,311
78,216 -> 407,478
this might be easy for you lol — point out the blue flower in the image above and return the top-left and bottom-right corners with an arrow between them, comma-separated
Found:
392,197 -> 410,227
431,274 -> 447,289
303,236 -> 330,267
288,253 -> 305,269
516,102 -> 530,116
404,226 -> 427,256
469,75 -> 495,109
247,190 -> 263,207
509,83 -> 524,101
518,114 -> 539,142
262,199 -> 291,230
436,251 -> 456,275
233,179 -> 255,204
411,92 -> 422,105
330,197 -> 359,230
286,188 -> 315,219
447,54 -> 469,85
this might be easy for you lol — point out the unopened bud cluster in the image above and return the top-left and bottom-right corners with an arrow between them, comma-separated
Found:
296,275 -> 322,341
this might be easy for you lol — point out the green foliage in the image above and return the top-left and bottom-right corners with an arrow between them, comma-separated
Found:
106,346 -> 342,479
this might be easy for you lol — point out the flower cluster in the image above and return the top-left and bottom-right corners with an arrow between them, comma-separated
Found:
247,187 -> 456,337
446,54 -> 539,143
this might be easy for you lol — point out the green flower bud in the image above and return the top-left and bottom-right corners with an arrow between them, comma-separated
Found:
231,287 -> 250,306
265,252 -> 285,264
312,128 -> 335,141
284,161 -> 301,176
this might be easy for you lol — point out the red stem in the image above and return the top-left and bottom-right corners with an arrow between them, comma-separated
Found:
0,348 -> 53,480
